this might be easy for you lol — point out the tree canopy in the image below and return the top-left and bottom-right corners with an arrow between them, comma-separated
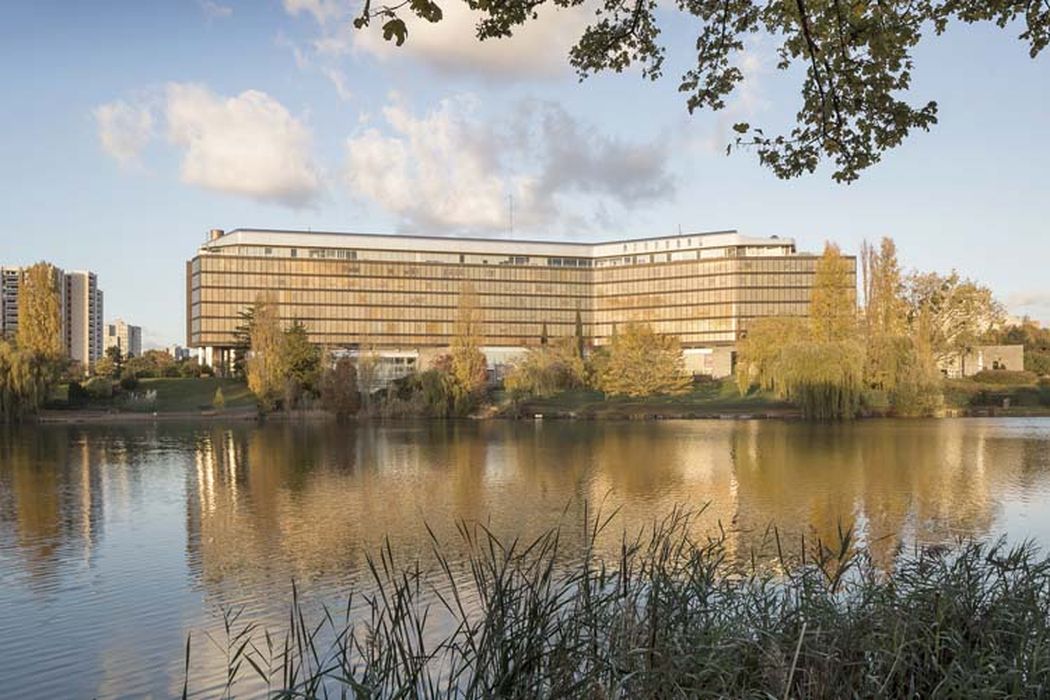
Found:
353,0 -> 1048,182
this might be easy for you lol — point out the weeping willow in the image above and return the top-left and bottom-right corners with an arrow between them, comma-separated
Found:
770,341 -> 866,420
0,340 -> 52,421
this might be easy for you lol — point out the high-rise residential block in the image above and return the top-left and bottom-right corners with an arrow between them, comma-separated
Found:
104,319 -> 142,359
0,265 -> 104,367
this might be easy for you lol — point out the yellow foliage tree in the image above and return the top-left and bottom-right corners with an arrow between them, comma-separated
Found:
17,262 -> 64,360
450,283 -> 487,409
599,322 -> 691,397
246,293 -> 284,410
810,242 -> 857,343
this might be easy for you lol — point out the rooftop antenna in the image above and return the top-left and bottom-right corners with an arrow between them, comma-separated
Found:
678,224 -> 682,236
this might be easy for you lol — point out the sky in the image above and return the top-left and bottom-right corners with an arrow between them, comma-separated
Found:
0,0 -> 1047,348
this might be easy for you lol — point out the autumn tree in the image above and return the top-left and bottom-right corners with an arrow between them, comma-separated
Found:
353,0 -> 1049,183
810,242 -> 857,342
599,322 -> 691,397
505,337 -> 586,398
0,340 -> 51,421
246,293 -> 284,410
16,262 -> 63,360
905,271 -> 1004,367
450,283 -> 488,411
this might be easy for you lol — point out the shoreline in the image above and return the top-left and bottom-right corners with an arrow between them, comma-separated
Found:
31,406 -> 1050,425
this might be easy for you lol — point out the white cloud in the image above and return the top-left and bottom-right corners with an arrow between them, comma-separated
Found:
354,3 -> 589,78
344,96 -> 674,232
165,83 -> 322,206
283,0 -> 343,26
284,0 -> 587,79
199,0 -> 233,20
322,66 -> 353,102
93,99 -> 154,166
1006,291 -> 1050,324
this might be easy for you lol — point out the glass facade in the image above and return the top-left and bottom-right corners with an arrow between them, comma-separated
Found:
187,229 -> 855,352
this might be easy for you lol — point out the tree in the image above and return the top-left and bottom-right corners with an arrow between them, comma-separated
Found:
860,238 -> 910,393
0,340 -> 51,421
905,271 -> 1004,367
505,337 -> 586,398
985,319 -> 1050,376
574,308 -> 585,358
246,293 -> 284,410
809,242 -> 856,343
735,316 -> 810,395
231,304 -> 256,378
320,356 -> 362,419
16,262 -> 63,360
352,0 -> 1048,183
103,345 -> 124,378
212,387 -> 226,411
599,322 -> 691,397
450,283 -> 488,411
281,321 -> 322,398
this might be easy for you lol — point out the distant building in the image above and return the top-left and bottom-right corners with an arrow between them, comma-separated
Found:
0,265 -> 104,367
187,228 -> 856,379
167,344 -> 195,362
65,271 -> 104,367
104,319 -> 142,359
1,267 -> 21,338
940,344 -> 1025,378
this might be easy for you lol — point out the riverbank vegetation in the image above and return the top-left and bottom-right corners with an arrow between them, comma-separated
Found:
736,238 -> 1010,420
181,510 -> 1050,698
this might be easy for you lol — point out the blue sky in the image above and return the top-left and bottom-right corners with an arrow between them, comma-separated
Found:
1,0 -> 1047,347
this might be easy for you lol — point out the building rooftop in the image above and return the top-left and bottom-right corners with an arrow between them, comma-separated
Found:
200,228 -> 797,259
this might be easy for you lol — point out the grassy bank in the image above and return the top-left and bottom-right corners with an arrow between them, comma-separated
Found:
47,377 -> 256,415
501,379 -> 794,419
182,510 -> 1050,698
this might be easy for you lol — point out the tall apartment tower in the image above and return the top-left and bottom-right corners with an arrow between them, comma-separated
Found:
104,319 -> 142,359
65,271 -> 104,366
1,267 -> 20,338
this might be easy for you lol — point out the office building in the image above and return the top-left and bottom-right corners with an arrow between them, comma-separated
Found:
187,228 -> 856,377
104,319 -> 142,359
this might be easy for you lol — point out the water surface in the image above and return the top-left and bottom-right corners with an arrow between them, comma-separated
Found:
2,418 -> 1050,697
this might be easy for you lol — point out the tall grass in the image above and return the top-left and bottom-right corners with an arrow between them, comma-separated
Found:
184,507 -> 1050,698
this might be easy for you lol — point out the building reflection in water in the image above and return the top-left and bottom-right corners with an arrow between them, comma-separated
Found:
3,419 -> 1050,699
181,419 -> 1050,598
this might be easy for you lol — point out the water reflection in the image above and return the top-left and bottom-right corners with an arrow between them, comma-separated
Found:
2,419 -> 1050,698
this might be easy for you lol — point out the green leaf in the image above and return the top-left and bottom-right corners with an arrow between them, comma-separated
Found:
732,122 -> 750,134
382,18 -> 408,46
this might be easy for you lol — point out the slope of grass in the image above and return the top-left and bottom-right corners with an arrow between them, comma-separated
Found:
504,379 -> 792,418
134,377 -> 255,412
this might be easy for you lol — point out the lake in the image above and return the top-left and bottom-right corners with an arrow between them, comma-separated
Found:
2,418 -> 1050,697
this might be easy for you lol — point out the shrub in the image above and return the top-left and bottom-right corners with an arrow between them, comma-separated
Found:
320,357 -> 361,419
83,376 -> 113,399
119,374 -> 139,392
66,381 -> 88,407
971,369 -> 1038,385
212,387 -> 225,410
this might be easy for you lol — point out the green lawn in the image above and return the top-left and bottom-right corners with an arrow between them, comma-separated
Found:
134,377 -> 256,412
504,379 -> 792,418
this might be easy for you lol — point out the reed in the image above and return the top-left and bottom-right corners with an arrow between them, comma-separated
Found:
184,507 -> 1050,698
